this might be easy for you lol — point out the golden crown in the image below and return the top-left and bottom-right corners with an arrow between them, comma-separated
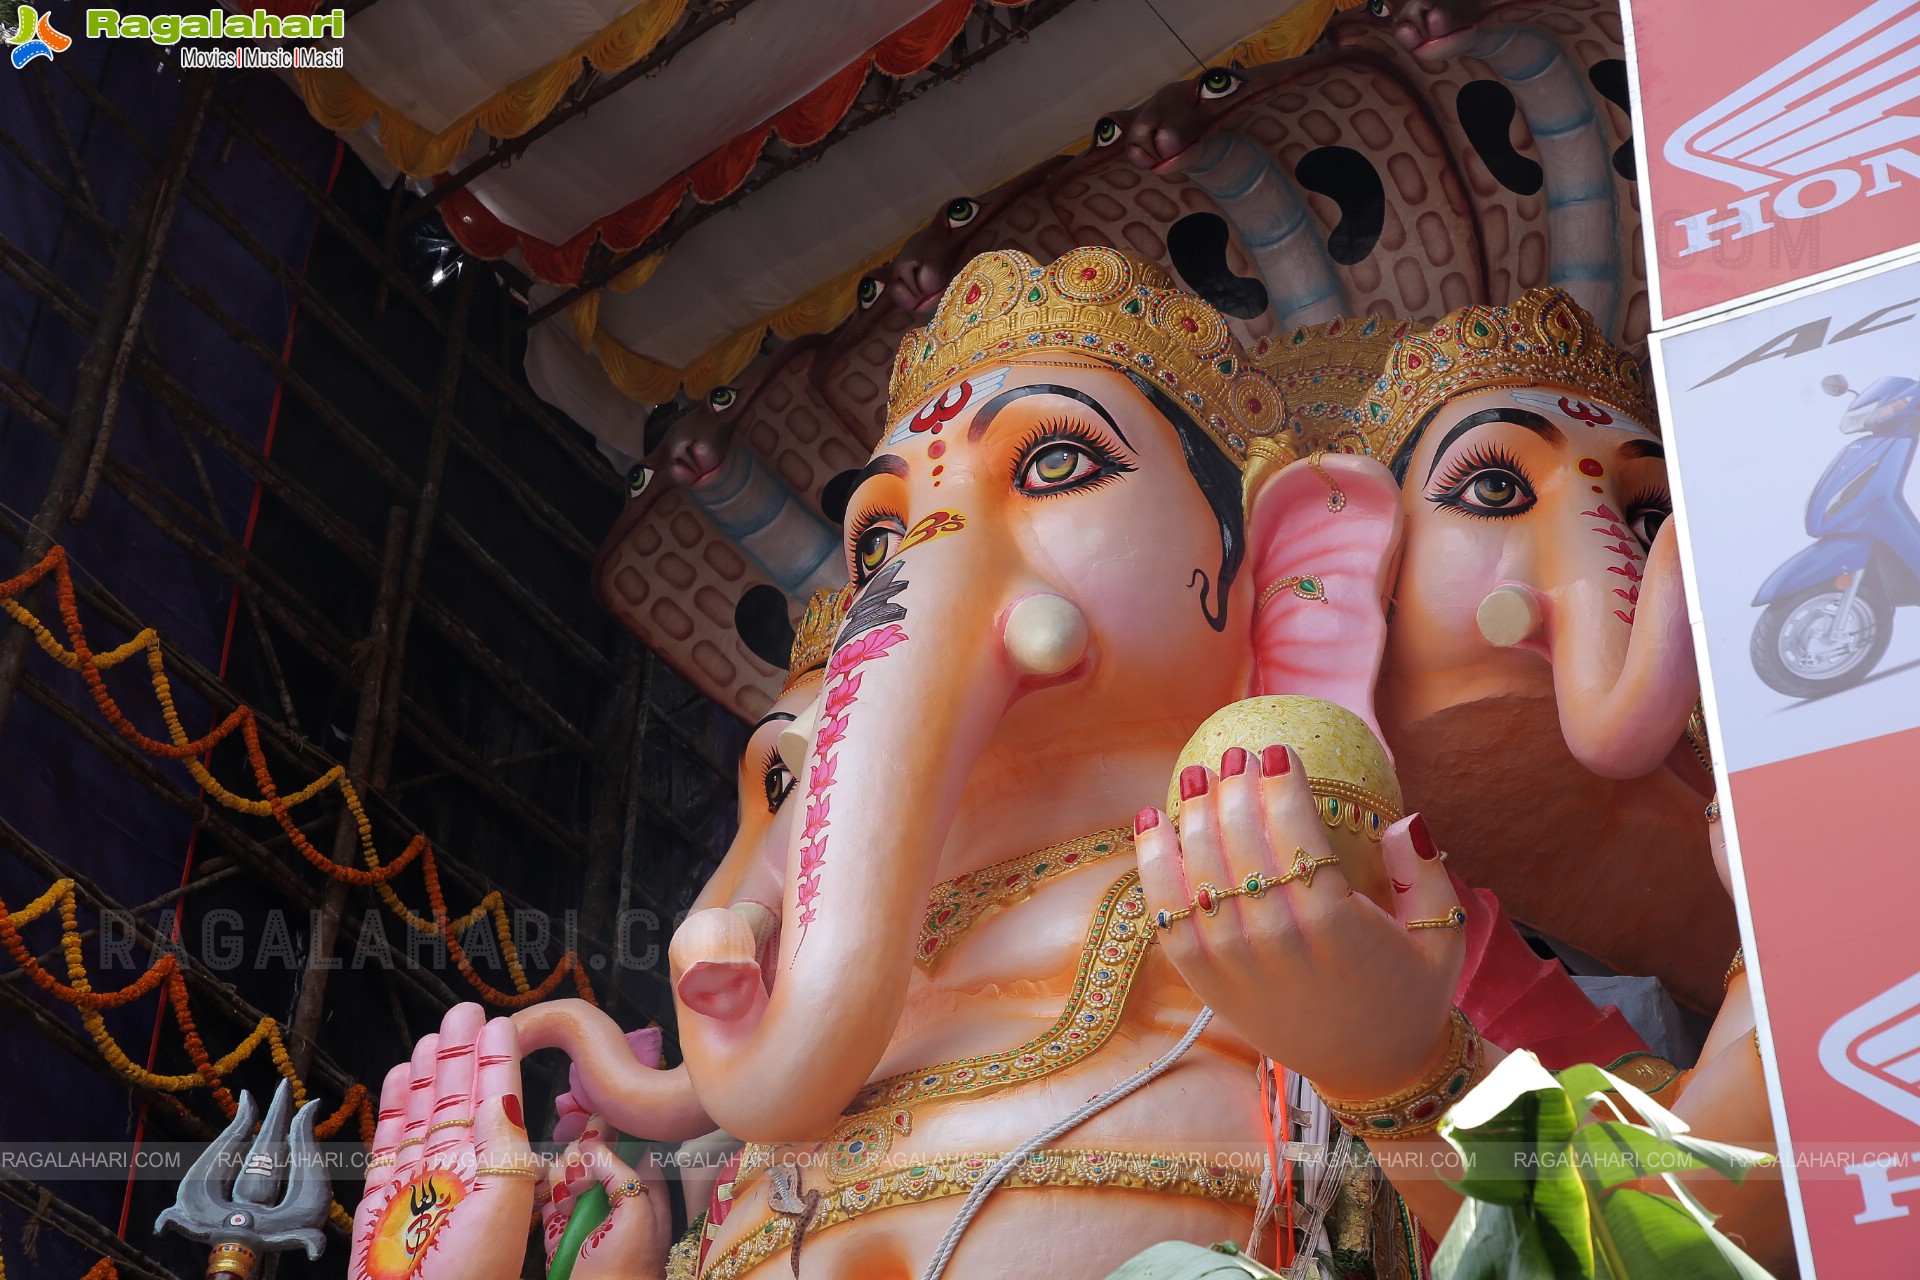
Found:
784,584 -> 853,694
1263,289 -> 1658,465
885,246 -> 1291,466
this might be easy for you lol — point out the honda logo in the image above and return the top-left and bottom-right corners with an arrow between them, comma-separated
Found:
1661,0 -> 1920,256
1819,969 -> 1920,1128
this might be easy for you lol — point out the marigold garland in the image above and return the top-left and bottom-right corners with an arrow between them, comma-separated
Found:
0,546 -> 596,1010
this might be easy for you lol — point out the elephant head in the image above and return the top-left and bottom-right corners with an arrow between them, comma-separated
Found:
512,587 -> 854,1143
1265,294 -> 1731,1004
666,247 -> 1404,1139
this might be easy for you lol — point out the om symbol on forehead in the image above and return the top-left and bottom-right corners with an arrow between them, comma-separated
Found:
887,367 -> 1010,446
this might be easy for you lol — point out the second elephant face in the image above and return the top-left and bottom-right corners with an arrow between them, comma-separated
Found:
1384,385 -> 1671,717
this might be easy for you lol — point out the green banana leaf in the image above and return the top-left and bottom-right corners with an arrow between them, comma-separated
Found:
1431,1052 -> 1778,1280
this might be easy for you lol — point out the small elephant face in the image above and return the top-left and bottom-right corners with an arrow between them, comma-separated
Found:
843,355 -> 1252,728
1123,67 -> 1254,172
1388,385 -> 1668,688
625,385 -> 745,504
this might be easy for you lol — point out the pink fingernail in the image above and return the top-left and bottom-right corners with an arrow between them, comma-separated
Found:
1220,747 -> 1248,778
1261,746 -> 1290,777
1179,765 -> 1209,801
1410,814 -> 1439,861
1135,807 -> 1159,835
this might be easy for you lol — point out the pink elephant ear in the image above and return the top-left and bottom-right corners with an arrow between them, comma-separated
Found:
1245,453 -> 1403,738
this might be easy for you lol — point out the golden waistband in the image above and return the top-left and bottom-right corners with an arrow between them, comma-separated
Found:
700,1149 -> 1261,1280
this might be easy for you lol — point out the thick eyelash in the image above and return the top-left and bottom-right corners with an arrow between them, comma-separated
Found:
756,745 -> 782,780
1009,417 -> 1136,496
1622,485 -> 1672,515
1429,442 -> 1530,497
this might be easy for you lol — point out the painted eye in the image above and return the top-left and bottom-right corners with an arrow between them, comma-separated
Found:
1467,471 -> 1522,508
1430,452 -> 1537,518
708,386 -> 738,411
763,762 -> 796,814
1626,503 -> 1671,549
852,519 -> 903,581
1093,117 -> 1121,147
1198,68 -> 1242,100
857,277 -> 884,309
1368,0 -> 1391,18
944,197 -> 981,229
1020,443 -> 1100,492
626,464 -> 653,497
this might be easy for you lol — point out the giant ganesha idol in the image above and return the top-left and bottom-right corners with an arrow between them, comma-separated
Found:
351,249 -> 1647,1280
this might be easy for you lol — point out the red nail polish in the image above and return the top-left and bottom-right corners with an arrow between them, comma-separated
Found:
1261,746 -> 1290,777
1179,764 -> 1210,801
1410,814 -> 1439,861
1220,747 -> 1249,778
1135,807 -> 1159,835
502,1095 -> 524,1128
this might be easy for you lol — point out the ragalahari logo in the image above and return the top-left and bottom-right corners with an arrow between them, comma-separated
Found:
7,5 -> 71,67
1662,0 -> 1920,257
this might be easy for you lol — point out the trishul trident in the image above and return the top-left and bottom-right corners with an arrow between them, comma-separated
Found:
156,1079 -> 331,1278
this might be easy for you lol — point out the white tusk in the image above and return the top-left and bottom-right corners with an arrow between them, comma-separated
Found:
777,695 -> 821,777
1003,593 -> 1089,677
1477,584 -> 1544,647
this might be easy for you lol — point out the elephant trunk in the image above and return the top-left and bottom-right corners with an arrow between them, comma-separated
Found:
511,999 -> 716,1142
1538,510 -> 1696,779
671,535 -> 1031,1140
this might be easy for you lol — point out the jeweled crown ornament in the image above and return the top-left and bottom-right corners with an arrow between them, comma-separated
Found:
156,1079 -> 330,1278
784,583 -> 853,695
885,246 -> 1290,466
1264,288 -> 1659,467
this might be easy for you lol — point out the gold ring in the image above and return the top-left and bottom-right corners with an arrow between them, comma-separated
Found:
1405,906 -> 1468,932
1276,848 -> 1340,888
1705,798 -> 1720,824
395,1136 -> 424,1150
475,1164 -> 539,1180
609,1177 -> 649,1207
426,1118 -> 473,1135
1152,904 -> 1192,931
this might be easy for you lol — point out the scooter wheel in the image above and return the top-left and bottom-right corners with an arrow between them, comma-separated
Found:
1750,579 -> 1893,699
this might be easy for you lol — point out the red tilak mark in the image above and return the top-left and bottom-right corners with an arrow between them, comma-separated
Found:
1578,457 -> 1604,477
1561,397 -> 1613,426
1591,485 -> 1603,493
502,1095 -> 524,1128
927,439 -> 947,460
911,382 -> 972,435
931,465 -> 943,477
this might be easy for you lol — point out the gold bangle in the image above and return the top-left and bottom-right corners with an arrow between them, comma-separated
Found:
474,1164 -> 540,1179
426,1118 -> 473,1135
1315,1008 -> 1487,1139
1405,906 -> 1468,932
395,1136 -> 424,1150
1725,946 -> 1746,991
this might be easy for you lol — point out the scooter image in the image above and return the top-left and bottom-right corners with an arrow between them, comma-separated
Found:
1751,374 -> 1920,698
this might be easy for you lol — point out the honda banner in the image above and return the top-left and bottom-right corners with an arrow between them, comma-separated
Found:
1654,241 -> 1920,1277
1628,0 -> 1920,324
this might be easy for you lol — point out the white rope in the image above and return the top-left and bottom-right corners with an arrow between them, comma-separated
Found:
917,1006 -> 1216,1280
